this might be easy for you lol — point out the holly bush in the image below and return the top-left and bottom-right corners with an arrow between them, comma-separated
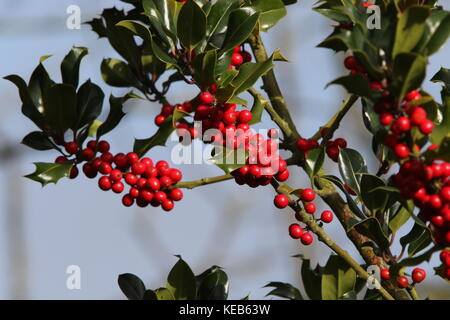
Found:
4,0 -> 450,300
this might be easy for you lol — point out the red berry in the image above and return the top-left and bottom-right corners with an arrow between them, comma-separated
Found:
155,115 -> 166,126
162,199 -> 175,211
110,169 -> 123,182
379,112 -> 394,126
321,210 -> 333,223
169,188 -> 183,201
160,176 -> 173,188
98,176 -> 112,191
334,138 -> 347,149
55,156 -> 68,163
429,194 -> 442,209
249,165 -> 262,179
411,268 -> 426,283
223,111 -> 237,125
199,92 -> 213,105
114,153 -> 129,168
129,187 -> 139,198
146,178 -> 161,191
300,233 -> 313,245
99,162 -> 112,175
344,56 -> 357,70
394,144 -> 410,159
238,110 -> 252,123
122,194 -> 134,207
82,163 -> 97,179
441,250 -> 450,264
65,142 -> 79,154
231,53 -> 243,67
394,116 -> 411,132
125,173 -> 138,186
405,90 -> 422,101
169,168 -> 183,183
127,152 -> 139,165
397,276 -> 409,288
154,191 -> 167,204
326,146 -> 340,162
410,107 -> 427,125
69,166 -> 79,179
100,152 -> 114,163
301,188 -> 315,202
274,194 -> 289,209
97,140 -> 110,153
241,51 -> 252,63
112,181 -> 124,194
419,120 -> 434,135
275,169 -> 289,182
268,128 -> 279,139
141,157 -> 154,168
81,148 -> 95,161
136,178 -> 147,189
440,186 -> 450,202
139,189 -> 154,202
131,162 -> 146,175
305,203 -> 316,214
296,138 -> 310,151
87,140 -> 97,150
288,224 -> 303,239
380,268 -> 390,280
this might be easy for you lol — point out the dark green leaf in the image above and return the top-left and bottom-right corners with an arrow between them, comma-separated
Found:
328,74 -> 371,97
264,282 -> 302,300
192,50 -> 217,89
177,0 -> 207,49
305,148 -> 325,177
207,0 -> 240,39
338,148 -> 367,193
43,84 -> 77,133
97,93 -> 133,138
416,9 -> 450,56
76,80 -> 104,129
143,290 -> 158,300
293,254 -> 322,300
360,174 -> 388,213
348,217 -> 390,250
321,255 -> 356,300
25,162 -> 73,186
246,0 -> 287,32
21,131 -> 53,151
166,257 -> 197,300
210,147 -> 248,174
221,8 -> 260,53
118,273 -> 146,300
248,94 -> 265,125
197,269 -> 229,300
392,52 -> 427,99
393,6 -> 430,57
134,115 -> 175,157
101,58 -> 140,88
60,46 -> 88,88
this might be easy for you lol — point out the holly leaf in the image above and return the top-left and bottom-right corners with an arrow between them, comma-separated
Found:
25,162 -> 73,186
21,131 -> 53,151
134,115 -> 175,157
264,282 -> 302,300
209,146 -> 248,174
166,257 -> 197,300
305,147 -> 325,177
221,7 -> 260,53
43,84 -> 77,133
321,255 -> 356,300
75,80 -> 104,130
338,148 -> 367,194
246,0 -> 287,32
177,0 -> 206,49
97,92 -> 133,138
60,46 -> 88,88
118,273 -> 146,300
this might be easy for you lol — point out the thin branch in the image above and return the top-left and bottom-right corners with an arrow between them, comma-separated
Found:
173,174 -> 233,190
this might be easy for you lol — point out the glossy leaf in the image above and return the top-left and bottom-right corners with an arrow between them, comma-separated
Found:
221,8 -> 260,53
328,74 -> 371,97
43,84 -> 77,133
305,148 -> 325,177
293,254 -> 322,300
246,0 -> 287,32
392,6 -> 430,57
388,207 -> 411,233
76,80 -> 104,129
60,46 -> 88,88
21,131 -> 53,151
348,217 -> 390,250
197,268 -> 229,300
264,282 -> 303,300
166,257 -> 197,300
118,273 -> 146,300
97,93 -> 133,138
321,255 -> 356,300
207,0 -> 240,38
416,9 -> 450,56
25,162 -> 73,186
209,147 -> 248,174
192,50 -> 217,89
134,115 -> 175,157
360,174 -> 388,213
392,52 -> 427,99
248,94 -> 265,125
338,148 -> 367,194
101,58 -> 140,88
177,0 -> 206,49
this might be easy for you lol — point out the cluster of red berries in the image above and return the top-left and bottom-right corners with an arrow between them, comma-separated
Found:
439,249 -> 450,280
394,159 -> 450,263
232,132 -> 289,187
296,128 -> 348,162
56,140 -> 183,211
380,267 -> 427,288
274,188 -> 334,246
